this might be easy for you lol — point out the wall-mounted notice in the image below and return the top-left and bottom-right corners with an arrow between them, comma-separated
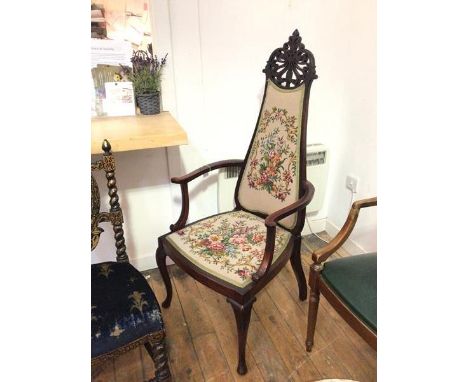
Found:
91,38 -> 133,68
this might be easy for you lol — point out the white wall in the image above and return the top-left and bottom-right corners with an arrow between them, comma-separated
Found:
93,0 -> 377,270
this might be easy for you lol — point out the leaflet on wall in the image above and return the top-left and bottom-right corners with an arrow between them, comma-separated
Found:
91,38 -> 133,68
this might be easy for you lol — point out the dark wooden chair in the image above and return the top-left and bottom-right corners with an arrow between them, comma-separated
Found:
91,140 -> 171,382
156,30 -> 318,375
306,197 -> 377,352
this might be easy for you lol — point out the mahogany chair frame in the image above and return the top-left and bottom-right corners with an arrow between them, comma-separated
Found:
156,30 -> 318,375
92,140 -> 171,382
305,197 -> 377,352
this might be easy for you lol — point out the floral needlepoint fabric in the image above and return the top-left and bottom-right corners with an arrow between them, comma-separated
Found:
166,210 -> 291,288
238,80 -> 305,229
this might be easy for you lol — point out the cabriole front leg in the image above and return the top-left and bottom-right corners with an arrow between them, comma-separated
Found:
227,297 -> 256,375
156,241 -> 172,308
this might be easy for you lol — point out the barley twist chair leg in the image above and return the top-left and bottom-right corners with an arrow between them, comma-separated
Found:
145,333 -> 171,382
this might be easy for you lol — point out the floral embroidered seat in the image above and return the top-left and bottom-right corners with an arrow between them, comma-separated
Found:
166,211 -> 292,288
92,262 -> 164,358
156,30 -> 318,375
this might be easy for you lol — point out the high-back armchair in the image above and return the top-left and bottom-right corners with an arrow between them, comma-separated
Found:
91,140 -> 170,381
156,30 -> 317,375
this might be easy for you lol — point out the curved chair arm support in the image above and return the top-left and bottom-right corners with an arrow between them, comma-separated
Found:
171,159 -> 244,184
252,181 -> 315,282
169,159 -> 244,232
312,196 -> 377,264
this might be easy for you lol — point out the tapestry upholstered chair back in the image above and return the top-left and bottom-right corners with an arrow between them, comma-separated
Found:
235,30 -> 317,232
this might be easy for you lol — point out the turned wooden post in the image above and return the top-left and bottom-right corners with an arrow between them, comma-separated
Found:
145,333 -> 171,382
306,262 -> 322,351
102,139 -> 129,263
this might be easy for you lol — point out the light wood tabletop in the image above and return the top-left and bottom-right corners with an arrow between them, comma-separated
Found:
91,112 -> 188,154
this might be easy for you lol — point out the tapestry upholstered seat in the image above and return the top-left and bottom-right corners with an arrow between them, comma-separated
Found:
91,140 -> 170,381
91,261 -> 164,358
156,30 -> 318,375
166,210 -> 292,288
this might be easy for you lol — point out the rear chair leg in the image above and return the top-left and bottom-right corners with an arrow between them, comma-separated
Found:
306,263 -> 322,351
227,297 -> 256,375
290,235 -> 307,301
156,240 -> 172,308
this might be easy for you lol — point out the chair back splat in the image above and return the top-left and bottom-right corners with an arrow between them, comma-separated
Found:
235,29 -> 318,235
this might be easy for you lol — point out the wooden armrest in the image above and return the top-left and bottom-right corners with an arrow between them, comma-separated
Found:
312,196 -> 377,264
252,181 -> 315,282
265,180 -> 315,227
171,159 -> 244,184
169,159 -> 244,232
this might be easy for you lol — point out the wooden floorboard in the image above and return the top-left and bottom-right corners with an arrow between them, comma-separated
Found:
149,269 -> 204,382
253,288 -> 322,381
139,345 -> 155,381
196,283 -> 265,382
92,232 -> 376,381
114,347 -> 144,382
93,359 -> 116,382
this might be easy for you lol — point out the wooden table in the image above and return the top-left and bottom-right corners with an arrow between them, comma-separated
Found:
91,112 -> 188,154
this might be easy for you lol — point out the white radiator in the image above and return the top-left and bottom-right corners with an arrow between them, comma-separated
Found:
306,143 -> 329,213
305,143 -> 329,233
217,166 -> 241,213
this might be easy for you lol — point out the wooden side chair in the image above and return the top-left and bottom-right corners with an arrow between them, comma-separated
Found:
156,30 -> 318,375
91,140 -> 171,382
306,197 -> 377,352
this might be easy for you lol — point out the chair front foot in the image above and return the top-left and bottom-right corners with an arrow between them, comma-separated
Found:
237,363 -> 248,375
227,297 -> 256,375
156,243 -> 173,309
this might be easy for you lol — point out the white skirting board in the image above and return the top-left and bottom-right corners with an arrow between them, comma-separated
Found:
131,254 -> 156,272
132,253 -> 175,272
302,216 -> 327,235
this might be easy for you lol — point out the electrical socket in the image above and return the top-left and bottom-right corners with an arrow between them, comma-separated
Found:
346,175 -> 358,193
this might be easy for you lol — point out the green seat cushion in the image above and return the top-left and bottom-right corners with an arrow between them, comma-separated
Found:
322,253 -> 377,332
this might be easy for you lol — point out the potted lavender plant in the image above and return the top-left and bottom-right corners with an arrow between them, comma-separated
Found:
128,45 -> 167,115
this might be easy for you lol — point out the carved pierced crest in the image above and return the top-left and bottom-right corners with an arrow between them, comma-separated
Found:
263,29 -> 317,89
